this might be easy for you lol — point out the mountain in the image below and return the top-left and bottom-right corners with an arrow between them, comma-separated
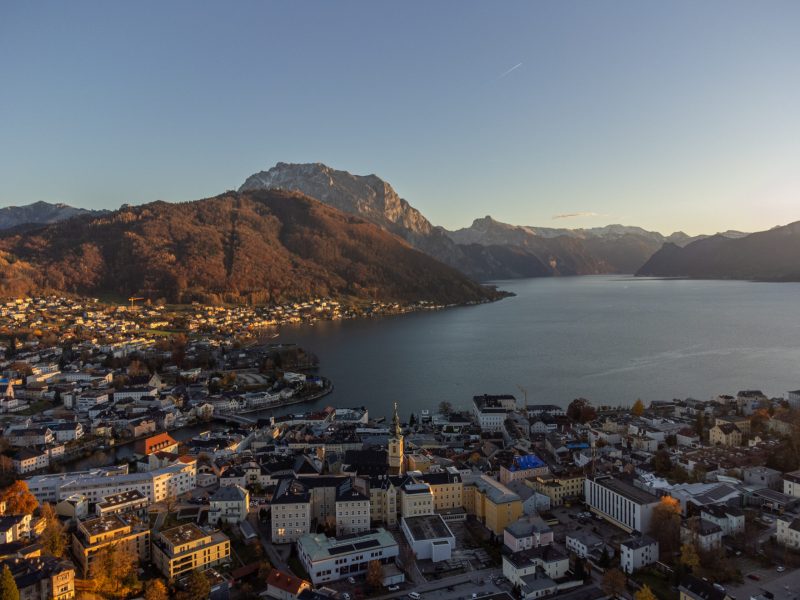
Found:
636,221 -> 800,281
0,190 -> 503,305
0,201 -> 104,230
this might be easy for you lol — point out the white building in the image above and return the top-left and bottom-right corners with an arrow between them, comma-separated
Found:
503,515 -> 553,553
565,531 -> 603,559
208,484 -> 250,525
472,395 -> 515,432
619,536 -> 659,574
335,482 -> 370,536
400,514 -> 455,562
584,476 -> 661,533
777,515 -> 800,550
700,505 -> 745,536
783,470 -> 800,498
681,518 -> 723,552
270,479 -> 311,544
297,528 -> 399,585
502,547 -> 569,586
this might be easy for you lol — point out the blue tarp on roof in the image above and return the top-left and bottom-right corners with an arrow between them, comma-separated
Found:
511,454 -> 546,471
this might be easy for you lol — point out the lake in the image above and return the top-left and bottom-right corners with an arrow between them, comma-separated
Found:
264,276 -> 800,421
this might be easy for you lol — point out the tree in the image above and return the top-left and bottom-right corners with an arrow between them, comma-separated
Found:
92,543 -> 139,598
598,546 -> 611,568
679,543 -> 700,571
365,560 -> 383,590
652,449 -> 673,475
567,398 -> 597,423
0,481 -> 38,515
438,401 -> 453,415
39,502 -> 67,557
634,585 -> 658,600
409,413 -> 417,427
145,579 -> 169,600
649,495 -> 682,559
694,411 -> 705,437
601,568 -> 626,598
632,399 -> 645,417
180,570 -> 210,600
0,565 -> 19,600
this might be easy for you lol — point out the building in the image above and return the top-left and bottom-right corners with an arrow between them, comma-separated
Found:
699,505 -> 744,537
296,528 -> 399,585
502,547 -> 569,586
473,395 -> 515,432
678,574 -> 734,600
741,466 -> 782,489
715,415 -> 751,436
265,568 -> 312,600
71,514 -> 150,576
400,514 -> 455,562
619,536 -> 659,574
503,515 -> 553,553
565,531 -> 604,559
135,432 -> 179,456
499,455 -> 549,485
399,480 -> 434,518
387,403 -> 405,476
417,469 -> 463,511
335,481 -> 370,536
584,476 -> 661,533
13,448 -> 49,474
530,473 -> 585,507
681,518 -> 723,552
271,479 -> 311,544
95,490 -> 149,520
783,469 -> 800,498
151,523 -> 230,579
788,390 -> 800,410
1,555 -> 75,600
464,475 -> 523,535
208,484 -> 249,525
709,423 -> 742,447
776,515 -> 800,550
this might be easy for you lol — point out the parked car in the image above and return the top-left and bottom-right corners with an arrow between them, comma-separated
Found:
387,586 -> 400,592
747,574 -> 761,581
408,593 -> 421,600
347,577 -> 356,584
777,566 -> 786,572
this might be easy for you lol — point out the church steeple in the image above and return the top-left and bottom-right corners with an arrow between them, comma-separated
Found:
392,402 -> 401,438
388,402 -> 405,475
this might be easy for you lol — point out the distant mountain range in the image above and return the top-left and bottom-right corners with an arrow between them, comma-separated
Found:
1,162 -> 795,303
0,201 -> 104,230
637,221 -> 800,281
0,190 -> 502,305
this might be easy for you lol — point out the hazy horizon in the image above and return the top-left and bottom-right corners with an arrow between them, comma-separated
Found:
2,1 -> 799,236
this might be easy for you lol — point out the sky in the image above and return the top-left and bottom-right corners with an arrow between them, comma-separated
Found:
1,1 -> 799,235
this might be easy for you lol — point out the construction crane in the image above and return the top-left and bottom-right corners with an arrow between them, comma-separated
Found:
128,297 -> 144,309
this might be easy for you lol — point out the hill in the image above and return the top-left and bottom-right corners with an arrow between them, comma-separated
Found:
0,190 -> 504,305
0,201 -> 105,230
636,221 -> 800,281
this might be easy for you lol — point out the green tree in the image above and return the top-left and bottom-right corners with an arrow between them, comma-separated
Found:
0,565 -> 19,600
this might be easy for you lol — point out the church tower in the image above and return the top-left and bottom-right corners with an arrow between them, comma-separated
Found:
387,402 -> 405,475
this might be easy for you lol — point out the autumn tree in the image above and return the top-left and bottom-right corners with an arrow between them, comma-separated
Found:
679,543 -> 700,571
649,495 -> 682,559
366,560 -> 383,590
634,585 -> 658,600
0,481 -> 38,515
0,565 -> 19,600
39,502 -> 67,557
91,543 -> 139,599
178,570 -> 210,600
144,579 -> 169,600
632,399 -> 645,417
601,568 -> 626,598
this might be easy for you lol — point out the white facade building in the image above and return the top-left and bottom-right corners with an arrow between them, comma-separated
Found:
584,476 -> 661,533
620,536 -> 659,574
297,528 -> 399,585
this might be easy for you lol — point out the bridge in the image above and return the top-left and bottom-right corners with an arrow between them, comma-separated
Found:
215,413 -> 257,426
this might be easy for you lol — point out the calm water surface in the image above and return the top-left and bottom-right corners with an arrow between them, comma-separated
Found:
266,276 -> 800,420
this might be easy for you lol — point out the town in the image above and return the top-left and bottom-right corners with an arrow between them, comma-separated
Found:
2,300 -> 800,600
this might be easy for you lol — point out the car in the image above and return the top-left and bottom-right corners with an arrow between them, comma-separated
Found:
748,574 -> 761,581
347,577 -> 356,584
777,566 -> 786,572
387,586 -> 400,592
408,593 -> 421,600
341,594 -> 350,600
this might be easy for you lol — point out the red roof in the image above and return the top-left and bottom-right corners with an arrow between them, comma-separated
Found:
267,569 -> 310,594
136,432 -> 178,455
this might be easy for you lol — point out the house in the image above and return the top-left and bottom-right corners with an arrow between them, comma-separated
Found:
51,422 -> 84,443
503,515 -> 553,552
699,505 -> 744,536
208,484 -> 249,525
678,574 -> 733,600
709,423 -> 741,447
265,568 -> 312,600
742,466 -> 782,489
681,518 -> 723,552
619,536 -> 658,574
502,546 -> 569,585
13,448 -> 49,474
783,469 -> 800,498
1,555 -> 75,600
135,432 -> 179,456
776,515 -> 800,550
565,531 -> 604,559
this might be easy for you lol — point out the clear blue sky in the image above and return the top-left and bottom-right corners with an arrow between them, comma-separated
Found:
2,1 -> 799,235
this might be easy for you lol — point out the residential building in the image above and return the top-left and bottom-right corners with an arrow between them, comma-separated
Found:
503,515 -> 553,553
335,481 -> 370,536
565,531 -> 604,559
208,485 -> 249,526
776,515 -> 800,550
699,505 -> 744,536
2,555 -> 75,600
473,395 -> 515,432
709,423 -> 742,447
464,474 -> 523,535
417,470 -> 463,511
271,479 -> 311,544
13,448 -> 49,474
619,536 -> 659,574
681,518 -> 723,552
499,455 -> 549,485
71,514 -> 150,576
783,469 -> 800,498
265,568 -> 312,600
502,547 -> 569,585
151,523 -> 231,579
95,490 -> 149,520
399,481 -> 434,518
296,528 -> 399,585
530,473 -> 585,507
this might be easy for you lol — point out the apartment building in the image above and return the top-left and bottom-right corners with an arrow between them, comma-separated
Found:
271,479 -> 312,544
530,473 -> 585,507
334,482 -> 370,536
417,470 -> 463,511
151,523 -> 230,579
399,481 -> 434,518
208,484 -> 249,526
620,536 -> 659,574
71,514 -> 150,576
464,475 -> 523,535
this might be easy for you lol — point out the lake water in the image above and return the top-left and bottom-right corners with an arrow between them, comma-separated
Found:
265,276 -> 800,421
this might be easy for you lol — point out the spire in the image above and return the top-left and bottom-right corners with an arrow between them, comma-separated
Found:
392,402 -> 402,438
